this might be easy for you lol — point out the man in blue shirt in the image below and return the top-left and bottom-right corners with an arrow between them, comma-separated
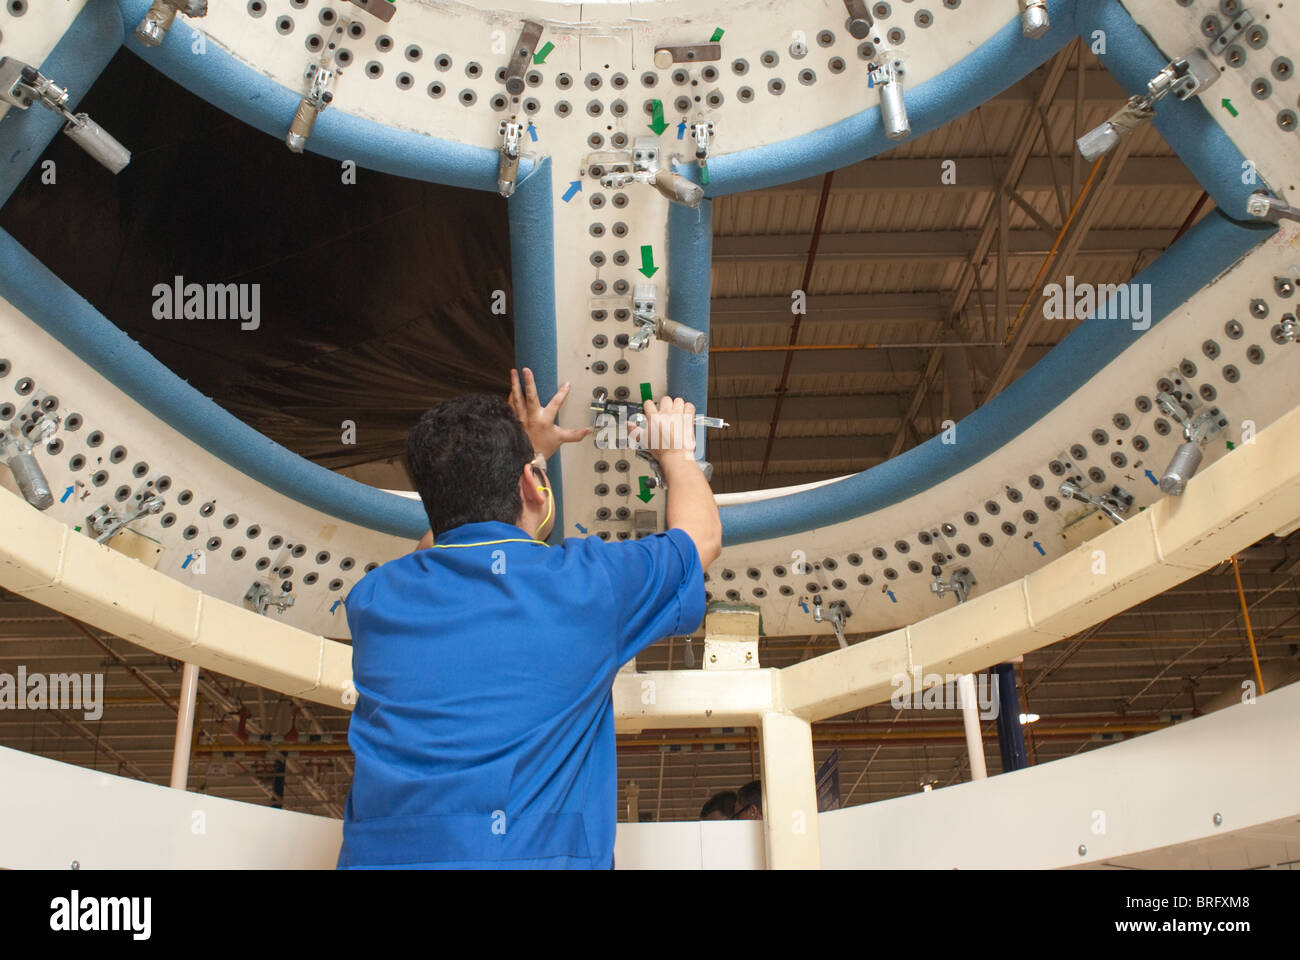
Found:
338,368 -> 721,868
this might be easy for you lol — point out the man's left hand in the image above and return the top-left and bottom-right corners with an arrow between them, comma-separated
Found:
508,367 -> 592,460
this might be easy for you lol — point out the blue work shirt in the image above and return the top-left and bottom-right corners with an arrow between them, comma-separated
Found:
337,520 -> 706,869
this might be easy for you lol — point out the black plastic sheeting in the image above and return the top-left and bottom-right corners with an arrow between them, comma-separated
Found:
0,50 -> 513,474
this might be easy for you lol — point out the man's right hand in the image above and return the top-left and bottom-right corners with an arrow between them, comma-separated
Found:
636,396 -> 697,463
629,395 -> 721,569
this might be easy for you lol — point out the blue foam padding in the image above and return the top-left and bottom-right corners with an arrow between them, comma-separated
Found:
116,0 -> 524,192
1076,0 -> 1257,219
666,197 -> 713,460
0,227 -> 429,538
718,210 -> 1274,546
703,0 -> 1076,196
0,0 -> 124,206
508,157 -> 565,541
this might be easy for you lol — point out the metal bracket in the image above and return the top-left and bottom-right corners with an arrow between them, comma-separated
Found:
1059,480 -> 1134,525
812,594 -> 852,649
504,21 -> 544,95
843,0 -> 874,39
244,581 -> 296,616
653,43 -> 721,69
1209,9 -> 1253,57
85,494 -> 164,545
345,0 -> 395,23
930,566 -> 977,604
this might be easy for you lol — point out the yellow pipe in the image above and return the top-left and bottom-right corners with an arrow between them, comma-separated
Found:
1230,555 -> 1267,695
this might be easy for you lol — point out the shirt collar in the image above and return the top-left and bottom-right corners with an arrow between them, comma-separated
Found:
432,520 -> 538,546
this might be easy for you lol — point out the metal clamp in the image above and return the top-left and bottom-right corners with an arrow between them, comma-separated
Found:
812,594 -> 852,649
497,116 -> 524,197
598,136 -> 703,207
1058,480 -> 1134,525
134,0 -> 208,48
1019,0 -> 1050,38
0,428 -> 54,511
0,58 -> 131,172
85,494 -> 164,545
244,581 -> 296,616
930,566 -> 976,604
1078,49 -> 1217,161
1246,192 -> 1300,224
870,56 -> 910,141
286,23 -> 348,153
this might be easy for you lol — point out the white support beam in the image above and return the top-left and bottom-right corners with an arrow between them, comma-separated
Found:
758,711 -> 821,869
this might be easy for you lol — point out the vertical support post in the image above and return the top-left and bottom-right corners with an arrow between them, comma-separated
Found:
957,673 -> 988,780
993,662 -> 1028,771
168,661 -> 200,790
757,712 -> 821,869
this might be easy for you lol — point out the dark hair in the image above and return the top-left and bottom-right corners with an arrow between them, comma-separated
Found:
735,780 -> 762,816
406,393 -> 533,537
700,790 -> 737,820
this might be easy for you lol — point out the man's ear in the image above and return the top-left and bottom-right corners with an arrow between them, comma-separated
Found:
520,465 -> 546,506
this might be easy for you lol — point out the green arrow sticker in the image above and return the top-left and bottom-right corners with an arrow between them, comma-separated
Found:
710,27 -> 725,42
533,41 -> 554,65
638,477 -> 655,502
1222,98 -> 1238,117
639,244 -> 659,278
639,381 -> 654,402
648,100 -> 668,135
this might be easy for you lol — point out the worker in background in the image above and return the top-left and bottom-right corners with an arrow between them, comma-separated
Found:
338,368 -> 722,869
733,781 -> 763,820
700,790 -> 738,820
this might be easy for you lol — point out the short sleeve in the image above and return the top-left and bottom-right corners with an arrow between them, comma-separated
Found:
589,527 -> 706,664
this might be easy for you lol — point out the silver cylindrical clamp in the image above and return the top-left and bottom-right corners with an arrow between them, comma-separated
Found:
658,317 -> 707,354
8,450 -> 54,510
62,115 -> 132,173
877,63 -> 910,141
286,99 -> 319,154
1160,441 -> 1203,496
1019,0 -> 1050,38
653,168 -> 704,208
134,0 -> 176,47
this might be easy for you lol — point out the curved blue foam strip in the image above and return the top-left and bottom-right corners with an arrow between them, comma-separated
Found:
0,227 -> 429,538
1076,0 -> 1256,218
666,198 -> 713,460
718,211 -> 1275,546
0,0 -> 124,206
116,0 -> 522,192
509,158 -> 565,541
702,0 -> 1074,196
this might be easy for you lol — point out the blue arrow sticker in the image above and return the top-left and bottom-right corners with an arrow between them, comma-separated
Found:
60,485 -> 74,503
561,179 -> 582,202
575,522 -> 587,533
1033,541 -> 1045,556
330,599 -> 342,614
528,122 -> 538,142
181,553 -> 194,569
886,590 -> 897,603
799,601 -> 809,614
677,120 -> 686,140
1144,469 -> 1159,485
